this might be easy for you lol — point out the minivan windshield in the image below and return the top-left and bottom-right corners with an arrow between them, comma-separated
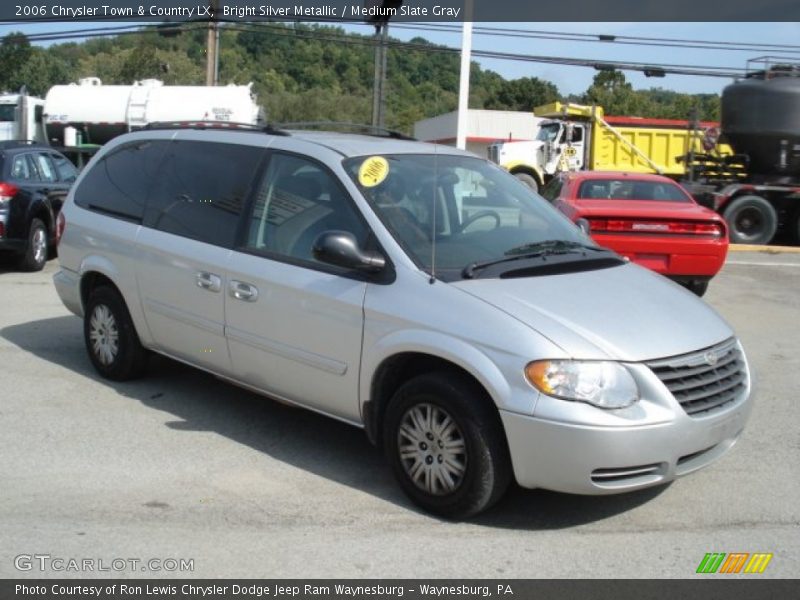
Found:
344,153 -> 605,280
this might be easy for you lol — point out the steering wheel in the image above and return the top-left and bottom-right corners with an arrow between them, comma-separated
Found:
458,210 -> 502,233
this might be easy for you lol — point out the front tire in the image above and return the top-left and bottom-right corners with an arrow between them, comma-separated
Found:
383,372 -> 511,519
84,286 -> 148,381
513,172 -> 539,193
722,195 -> 777,245
18,218 -> 48,272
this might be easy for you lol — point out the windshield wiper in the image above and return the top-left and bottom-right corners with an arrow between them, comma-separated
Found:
504,239 -> 598,256
462,240 -> 602,279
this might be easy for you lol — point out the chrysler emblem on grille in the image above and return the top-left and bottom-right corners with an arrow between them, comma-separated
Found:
704,351 -> 719,366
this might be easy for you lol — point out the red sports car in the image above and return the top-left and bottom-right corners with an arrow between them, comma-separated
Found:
541,171 -> 728,296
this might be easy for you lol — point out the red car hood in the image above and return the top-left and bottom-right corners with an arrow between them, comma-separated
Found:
571,199 -> 722,221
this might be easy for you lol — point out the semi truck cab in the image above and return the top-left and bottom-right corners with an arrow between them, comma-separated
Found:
0,93 -> 46,144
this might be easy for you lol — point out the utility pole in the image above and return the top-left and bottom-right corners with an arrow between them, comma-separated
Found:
205,0 -> 219,86
456,0 -> 474,150
367,1 -> 403,128
372,23 -> 389,128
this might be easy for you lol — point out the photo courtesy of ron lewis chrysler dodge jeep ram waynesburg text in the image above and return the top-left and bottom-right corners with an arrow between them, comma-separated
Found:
53,124 -> 752,518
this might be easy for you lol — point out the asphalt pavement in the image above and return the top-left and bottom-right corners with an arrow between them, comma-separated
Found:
0,252 -> 797,579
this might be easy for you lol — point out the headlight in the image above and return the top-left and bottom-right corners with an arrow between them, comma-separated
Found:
525,360 -> 639,409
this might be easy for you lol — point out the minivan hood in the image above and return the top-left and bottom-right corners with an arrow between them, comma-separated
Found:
452,262 -> 733,362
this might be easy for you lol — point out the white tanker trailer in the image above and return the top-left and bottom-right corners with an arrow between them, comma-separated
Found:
43,77 -> 263,146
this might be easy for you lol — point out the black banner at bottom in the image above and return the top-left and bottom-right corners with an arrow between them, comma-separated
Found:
2,580 -> 797,600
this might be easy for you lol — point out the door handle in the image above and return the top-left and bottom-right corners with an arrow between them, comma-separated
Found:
229,280 -> 258,302
195,271 -> 222,292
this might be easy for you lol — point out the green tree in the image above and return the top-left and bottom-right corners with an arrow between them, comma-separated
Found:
119,45 -> 164,82
8,49 -> 70,97
485,77 -> 559,111
0,32 -> 33,92
582,70 -> 647,115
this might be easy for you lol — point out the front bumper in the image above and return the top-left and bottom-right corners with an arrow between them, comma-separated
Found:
501,360 -> 752,495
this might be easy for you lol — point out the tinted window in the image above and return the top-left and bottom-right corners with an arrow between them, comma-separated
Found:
74,140 -> 168,222
32,153 -> 57,183
10,155 -> 33,180
244,153 -> 368,264
577,179 -> 691,202
145,140 -> 265,248
50,153 -> 78,183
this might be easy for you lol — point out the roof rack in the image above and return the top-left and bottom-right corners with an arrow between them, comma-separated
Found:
0,139 -> 46,148
141,121 -> 290,136
276,121 -> 416,140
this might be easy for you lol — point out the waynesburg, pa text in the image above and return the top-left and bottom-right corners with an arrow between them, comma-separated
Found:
16,584 -> 514,597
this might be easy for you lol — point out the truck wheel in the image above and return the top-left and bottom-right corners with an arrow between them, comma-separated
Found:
383,372 -> 511,519
722,195 -> 778,245
513,172 -> 539,193
18,218 -> 48,272
84,286 -> 148,381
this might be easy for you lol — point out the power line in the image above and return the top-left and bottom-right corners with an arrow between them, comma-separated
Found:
1,19 -> 750,79
384,22 -> 800,55
228,22 -> 746,78
9,18 -> 800,55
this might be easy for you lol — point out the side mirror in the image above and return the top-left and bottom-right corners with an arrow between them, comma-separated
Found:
312,231 -> 386,273
575,218 -> 591,235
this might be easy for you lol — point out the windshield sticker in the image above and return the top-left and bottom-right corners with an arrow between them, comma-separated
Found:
358,156 -> 389,188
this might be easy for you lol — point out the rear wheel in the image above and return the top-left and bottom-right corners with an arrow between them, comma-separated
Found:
722,195 -> 777,245
84,286 -> 148,381
513,172 -> 539,193
383,372 -> 511,519
18,218 -> 48,272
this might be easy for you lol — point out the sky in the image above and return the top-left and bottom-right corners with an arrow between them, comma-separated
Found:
1,20 -> 799,97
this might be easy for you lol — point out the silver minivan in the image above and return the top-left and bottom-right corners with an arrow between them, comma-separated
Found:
53,126 -> 752,518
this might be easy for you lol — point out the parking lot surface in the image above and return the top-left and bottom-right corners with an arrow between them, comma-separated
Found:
1,254 -> 798,578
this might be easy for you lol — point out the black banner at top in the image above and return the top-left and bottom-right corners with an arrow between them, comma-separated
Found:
3,0 -> 800,22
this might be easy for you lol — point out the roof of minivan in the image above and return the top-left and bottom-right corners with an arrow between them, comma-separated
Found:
285,130 -> 473,158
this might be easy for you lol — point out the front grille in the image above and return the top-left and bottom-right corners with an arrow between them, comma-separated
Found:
647,338 -> 747,417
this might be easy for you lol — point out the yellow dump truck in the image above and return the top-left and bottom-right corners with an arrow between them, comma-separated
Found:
488,102 -> 733,192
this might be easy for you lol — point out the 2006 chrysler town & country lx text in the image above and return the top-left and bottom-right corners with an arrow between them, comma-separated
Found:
53,125 -> 753,518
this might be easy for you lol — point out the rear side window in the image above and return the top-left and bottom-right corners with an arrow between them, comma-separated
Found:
144,140 -> 265,248
32,153 -> 57,183
50,153 -> 78,183
10,155 -> 33,180
74,141 -> 168,222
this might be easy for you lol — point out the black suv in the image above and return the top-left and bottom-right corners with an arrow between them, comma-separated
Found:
0,141 -> 78,271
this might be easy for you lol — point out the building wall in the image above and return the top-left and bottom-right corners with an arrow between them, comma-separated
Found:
414,109 -> 542,158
